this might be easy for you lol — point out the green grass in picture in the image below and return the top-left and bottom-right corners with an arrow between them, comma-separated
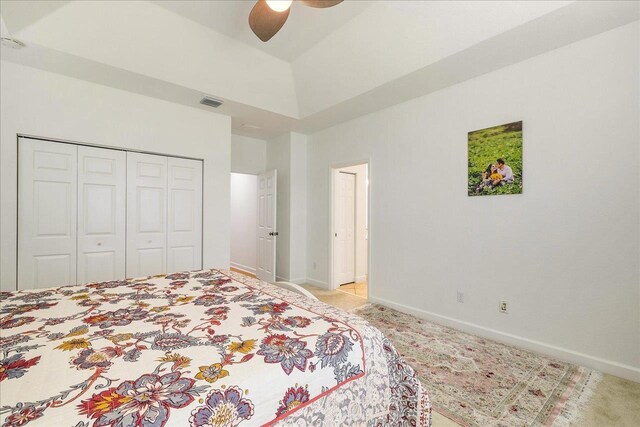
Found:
468,121 -> 523,196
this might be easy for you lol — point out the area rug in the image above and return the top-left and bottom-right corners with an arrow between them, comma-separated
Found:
352,304 -> 601,427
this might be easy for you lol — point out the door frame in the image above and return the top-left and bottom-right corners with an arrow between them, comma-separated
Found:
17,133 -> 204,161
329,159 -> 371,294
229,172 -> 260,278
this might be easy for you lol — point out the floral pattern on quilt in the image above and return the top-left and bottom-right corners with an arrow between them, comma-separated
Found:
0,270 -> 430,427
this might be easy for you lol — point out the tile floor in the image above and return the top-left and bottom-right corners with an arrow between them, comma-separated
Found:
229,267 -> 256,278
337,281 -> 368,299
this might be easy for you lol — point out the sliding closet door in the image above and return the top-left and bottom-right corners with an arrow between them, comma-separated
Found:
18,138 -> 78,289
167,158 -> 203,272
126,152 -> 168,278
77,146 -> 126,284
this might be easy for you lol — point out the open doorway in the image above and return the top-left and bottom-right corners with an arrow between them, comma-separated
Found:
331,162 -> 368,299
230,173 -> 259,278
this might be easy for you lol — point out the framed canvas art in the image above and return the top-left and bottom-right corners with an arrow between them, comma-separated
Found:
468,121 -> 523,196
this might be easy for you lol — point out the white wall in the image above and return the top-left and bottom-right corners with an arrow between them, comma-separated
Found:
0,61 -> 231,291
340,164 -> 368,282
230,173 -> 258,274
266,132 -> 308,283
306,23 -> 640,380
267,134 -> 291,281
289,133 -> 308,283
231,134 -> 266,174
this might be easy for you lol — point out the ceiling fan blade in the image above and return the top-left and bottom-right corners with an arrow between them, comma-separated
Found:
249,0 -> 290,42
299,0 -> 343,8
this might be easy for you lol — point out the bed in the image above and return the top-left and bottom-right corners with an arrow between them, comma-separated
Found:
0,269 -> 430,426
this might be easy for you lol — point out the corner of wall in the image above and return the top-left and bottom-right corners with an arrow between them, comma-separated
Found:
265,132 -> 309,284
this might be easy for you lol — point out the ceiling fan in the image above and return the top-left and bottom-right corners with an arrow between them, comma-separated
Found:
249,0 -> 343,42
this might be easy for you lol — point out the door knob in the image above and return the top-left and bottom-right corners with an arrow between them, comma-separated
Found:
97,242 -> 102,246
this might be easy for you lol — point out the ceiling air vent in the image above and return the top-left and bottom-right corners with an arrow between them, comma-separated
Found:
200,96 -> 223,108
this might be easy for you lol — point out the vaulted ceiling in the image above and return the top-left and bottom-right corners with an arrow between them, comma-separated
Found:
152,1 -> 373,62
1,1 -> 638,139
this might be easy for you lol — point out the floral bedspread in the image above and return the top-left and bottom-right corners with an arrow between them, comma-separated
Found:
0,270 -> 430,427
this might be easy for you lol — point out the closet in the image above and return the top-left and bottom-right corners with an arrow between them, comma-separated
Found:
17,137 -> 203,290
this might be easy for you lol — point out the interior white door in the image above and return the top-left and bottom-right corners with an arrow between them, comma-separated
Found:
126,152 -> 168,278
18,138 -> 78,289
77,146 -> 126,284
167,157 -> 203,272
334,171 -> 356,286
256,170 -> 277,283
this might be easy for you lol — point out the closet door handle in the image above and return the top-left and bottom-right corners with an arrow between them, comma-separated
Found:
269,232 -> 279,236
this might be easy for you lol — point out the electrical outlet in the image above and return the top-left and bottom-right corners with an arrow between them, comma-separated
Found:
456,291 -> 464,303
499,300 -> 508,313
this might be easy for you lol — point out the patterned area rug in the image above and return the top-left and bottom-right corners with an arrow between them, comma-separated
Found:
353,304 -> 601,427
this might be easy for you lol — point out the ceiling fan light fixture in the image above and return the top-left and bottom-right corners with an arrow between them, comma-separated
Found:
266,0 -> 292,12
249,0 -> 342,42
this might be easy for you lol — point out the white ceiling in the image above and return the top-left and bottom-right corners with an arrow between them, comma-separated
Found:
152,0 -> 373,62
1,1 -> 638,139
0,1 -> 67,34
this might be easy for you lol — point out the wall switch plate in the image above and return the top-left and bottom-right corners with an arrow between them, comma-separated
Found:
499,300 -> 508,313
457,291 -> 464,303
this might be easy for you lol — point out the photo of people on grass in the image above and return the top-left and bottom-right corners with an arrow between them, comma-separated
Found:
468,121 -> 523,196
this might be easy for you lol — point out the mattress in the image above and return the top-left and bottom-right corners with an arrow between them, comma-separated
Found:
0,269 -> 430,426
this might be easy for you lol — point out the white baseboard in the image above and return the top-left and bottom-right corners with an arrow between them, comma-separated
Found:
230,262 -> 256,276
368,296 -> 640,383
355,275 -> 367,284
305,278 -> 329,289
275,275 -> 305,285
